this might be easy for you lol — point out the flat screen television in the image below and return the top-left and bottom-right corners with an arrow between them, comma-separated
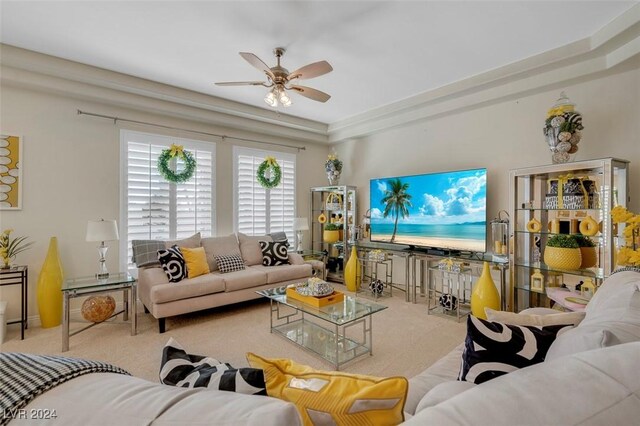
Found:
369,168 -> 487,253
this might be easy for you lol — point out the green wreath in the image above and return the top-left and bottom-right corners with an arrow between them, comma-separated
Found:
256,156 -> 282,189
157,144 -> 197,183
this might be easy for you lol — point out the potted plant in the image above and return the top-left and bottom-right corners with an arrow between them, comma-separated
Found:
0,229 -> 34,269
573,235 -> 597,268
544,234 -> 582,270
323,223 -> 341,244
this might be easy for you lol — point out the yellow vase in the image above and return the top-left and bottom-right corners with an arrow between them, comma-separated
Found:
471,262 -> 500,320
37,237 -> 64,328
344,246 -> 361,292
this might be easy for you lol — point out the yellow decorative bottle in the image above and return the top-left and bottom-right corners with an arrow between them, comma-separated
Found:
470,262 -> 500,320
37,237 -> 64,328
344,246 -> 361,292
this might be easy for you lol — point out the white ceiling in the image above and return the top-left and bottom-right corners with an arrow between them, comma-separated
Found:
1,1 -> 636,124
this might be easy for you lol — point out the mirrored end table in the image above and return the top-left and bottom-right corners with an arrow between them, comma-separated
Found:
62,273 -> 137,351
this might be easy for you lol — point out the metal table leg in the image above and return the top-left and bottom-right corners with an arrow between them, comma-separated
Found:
62,292 -> 70,352
130,285 -> 137,336
122,288 -> 129,321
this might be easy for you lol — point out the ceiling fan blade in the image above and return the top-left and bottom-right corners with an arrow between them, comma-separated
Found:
239,52 -> 275,79
289,85 -> 331,103
288,61 -> 333,80
215,81 -> 266,86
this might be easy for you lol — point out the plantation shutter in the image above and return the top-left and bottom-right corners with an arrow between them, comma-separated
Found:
121,130 -> 215,271
234,147 -> 296,242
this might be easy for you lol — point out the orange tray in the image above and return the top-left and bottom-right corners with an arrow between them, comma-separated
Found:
286,287 -> 345,308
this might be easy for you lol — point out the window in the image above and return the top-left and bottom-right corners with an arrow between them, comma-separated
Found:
120,130 -> 215,271
233,147 -> 296,242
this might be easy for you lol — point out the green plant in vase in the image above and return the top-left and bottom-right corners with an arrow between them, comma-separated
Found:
323,223 -> 341,243
0,229 -> 34,269
573,235 -> 597,268
544,234 -> 582,270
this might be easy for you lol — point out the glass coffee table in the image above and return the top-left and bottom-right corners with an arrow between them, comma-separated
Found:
62,273 -> 137,352
256,286 -> 387,370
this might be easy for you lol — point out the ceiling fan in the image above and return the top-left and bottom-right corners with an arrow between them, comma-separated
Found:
215,47 -> 333,108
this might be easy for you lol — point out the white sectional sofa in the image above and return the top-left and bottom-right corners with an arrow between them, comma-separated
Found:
137,233 -> 312,332
11,270 -> 640,425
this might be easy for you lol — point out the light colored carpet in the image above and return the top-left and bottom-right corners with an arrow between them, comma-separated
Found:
0,285 -> 466,382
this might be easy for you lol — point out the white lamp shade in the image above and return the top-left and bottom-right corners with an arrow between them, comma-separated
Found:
86,219 -> 119,242
294,217 -> 309,231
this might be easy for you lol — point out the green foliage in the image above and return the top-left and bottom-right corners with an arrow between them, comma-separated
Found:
324,223 -> 341,231
573,234 -> 596,247
381,178 -> 413,242
256,159 -> 282,189
546,234 -> 579,248
157,149 -> 197,183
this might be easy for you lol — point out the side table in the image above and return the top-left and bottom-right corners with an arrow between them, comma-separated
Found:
0,266 -> 28,340
62,273 -> 137,352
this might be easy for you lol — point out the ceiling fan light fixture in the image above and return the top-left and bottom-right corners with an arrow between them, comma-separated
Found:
264,88 -> 278,107
279,87 -> 292,107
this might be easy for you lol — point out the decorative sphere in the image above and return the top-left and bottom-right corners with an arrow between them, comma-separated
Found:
369,279 -> 384,296
439,294 -> 458,311
81,295 -> 116,323
557,141 -> 572,153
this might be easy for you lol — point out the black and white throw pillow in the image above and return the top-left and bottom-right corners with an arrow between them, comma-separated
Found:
459,315 -> 572,384
259,241 -> 290,266
160,338 -> 266,395
157,245 -> 188,282
215,254 -> 246,273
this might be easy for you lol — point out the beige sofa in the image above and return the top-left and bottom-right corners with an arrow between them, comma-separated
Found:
137,233 -> 312,333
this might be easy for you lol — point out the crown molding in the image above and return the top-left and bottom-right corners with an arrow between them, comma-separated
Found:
1,4 -> 638,145
327,4 -> 640,143
0,44 -> 329,144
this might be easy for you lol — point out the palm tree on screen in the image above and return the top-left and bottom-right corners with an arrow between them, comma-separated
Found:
381,178 -> 412,243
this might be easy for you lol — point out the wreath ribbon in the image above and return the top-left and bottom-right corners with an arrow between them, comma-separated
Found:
169,144 -> 184,158
265,156 -> 278,167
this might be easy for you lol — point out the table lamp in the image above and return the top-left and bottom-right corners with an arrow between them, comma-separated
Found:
294,217 -> 309,252
86,219 -> 119,279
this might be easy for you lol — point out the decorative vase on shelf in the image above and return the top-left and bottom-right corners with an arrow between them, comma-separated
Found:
37,237 -> 64,328
470,262 -> 500,320
344,246 -> 361,292
543,92 -> 584,164
327,171 -> 341,185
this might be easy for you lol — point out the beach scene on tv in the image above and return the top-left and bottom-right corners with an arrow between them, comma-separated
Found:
370,169 -> 487,252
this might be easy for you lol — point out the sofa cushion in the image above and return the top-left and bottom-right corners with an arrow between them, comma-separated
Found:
404,342 -> 640,425
180,247 -> 210,279
216,254 -> 246,274
201,235 -> 241,272
132,239 -> 165,267
238,233 -> 272,266
247,352 -> 408,426
250,264 -> 312,284
485,307 -> 586,327
149,273 -> 226,304
546,270 -> 640,360
160,338 -> 266,395
405,344 -> 464,415
222,268 -> 268,292
459,316 -> 571,384
414,381 -> 476,414
260,241 -> 290,266
20,372 -> 302,426
164,232 -> 201,249
157,245 -> 188,283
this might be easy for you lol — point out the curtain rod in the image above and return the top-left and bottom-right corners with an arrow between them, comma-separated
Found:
76,109 -> 306,152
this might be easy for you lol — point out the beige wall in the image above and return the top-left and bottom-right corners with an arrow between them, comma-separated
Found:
0,85 -> 329,323
335,67 -> 640,224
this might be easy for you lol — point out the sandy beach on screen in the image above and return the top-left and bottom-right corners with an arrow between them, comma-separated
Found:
373,234 -> 485,252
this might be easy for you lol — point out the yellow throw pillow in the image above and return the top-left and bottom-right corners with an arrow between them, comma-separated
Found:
247,353 -> 407,426
179,246 -> 210,279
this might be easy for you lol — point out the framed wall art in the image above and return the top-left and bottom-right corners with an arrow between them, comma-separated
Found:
0,134 -> 22,210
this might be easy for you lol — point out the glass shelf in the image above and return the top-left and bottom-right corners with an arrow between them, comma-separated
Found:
514,230 -> 605,239
515,208 -> 603,212
513,261 -> 605,279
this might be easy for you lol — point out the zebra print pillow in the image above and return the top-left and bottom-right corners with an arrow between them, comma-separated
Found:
157,245 -> 188,282
259,241 -> 290,266
459,315 -> 572,384
160,338 -> 266,395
